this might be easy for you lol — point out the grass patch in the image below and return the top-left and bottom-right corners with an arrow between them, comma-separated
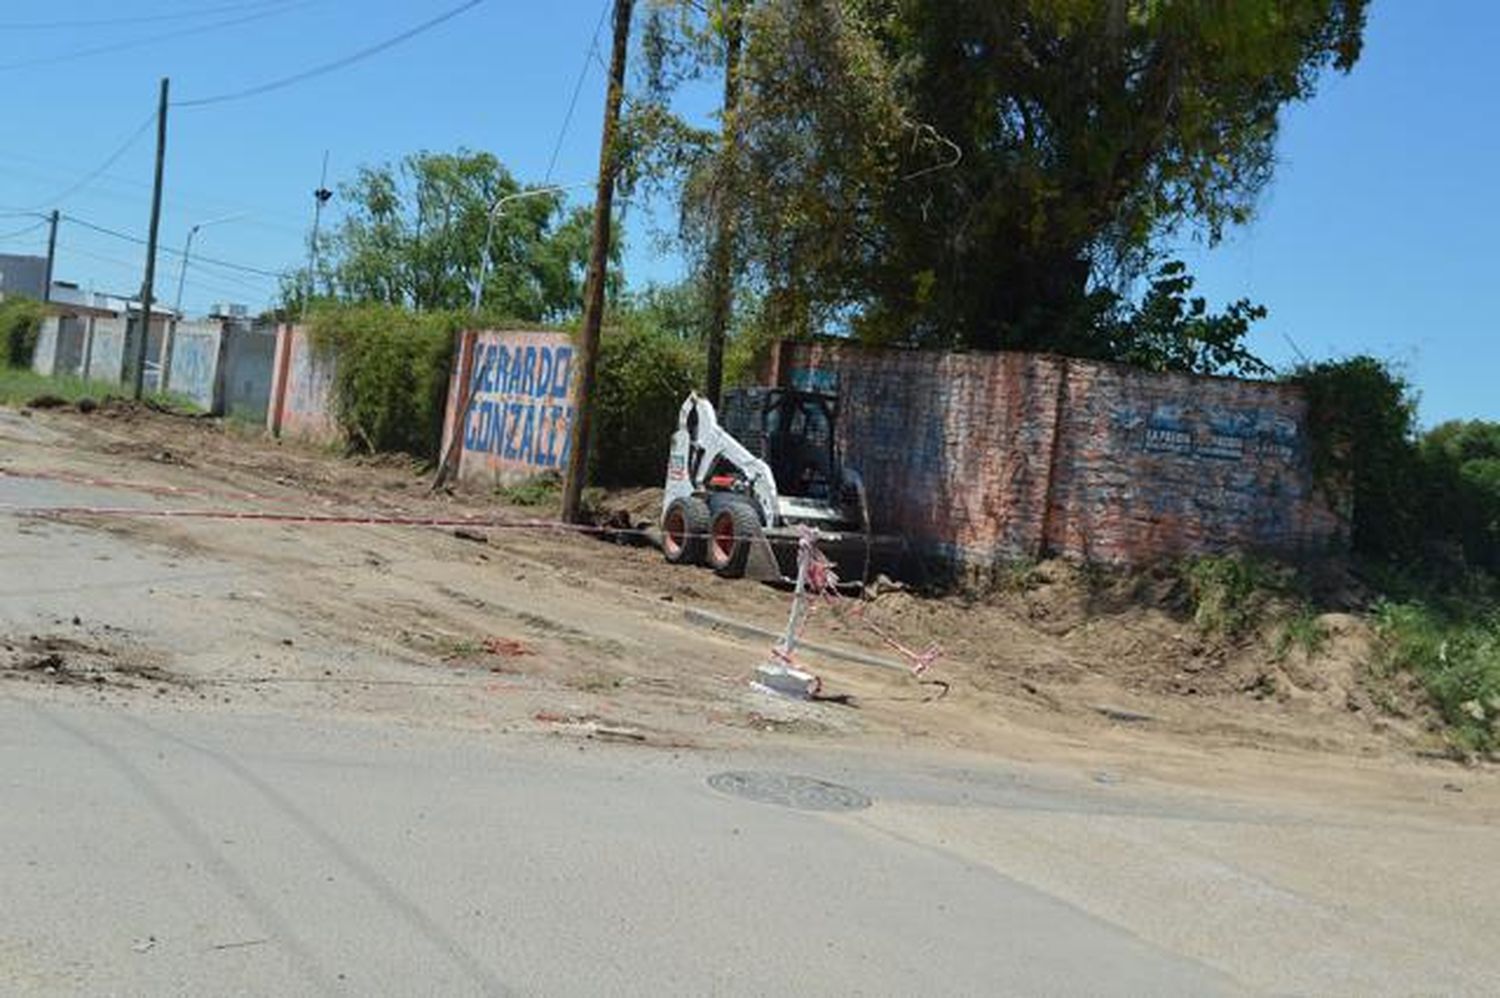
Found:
1372,601 -> 1500,754
0,367 -> 200,412
0,367 -> 119,406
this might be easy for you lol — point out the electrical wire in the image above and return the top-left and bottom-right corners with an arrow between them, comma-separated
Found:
22,113 -> 157,211
0,0 -> 296,31
544,0 -> 613,183
0,220 -> 48,242
174,0 -> 486,108
59,214 -> 286,278
0,150 -> 309,237
0,1 -> 319,73
51,241 -> 265,303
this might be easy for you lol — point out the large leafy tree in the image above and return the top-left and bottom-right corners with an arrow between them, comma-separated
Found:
298,150 -> 602,322
685,0 -> 1366,356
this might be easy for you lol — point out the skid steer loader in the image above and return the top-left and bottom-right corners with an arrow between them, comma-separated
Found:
660,388 -> 886,582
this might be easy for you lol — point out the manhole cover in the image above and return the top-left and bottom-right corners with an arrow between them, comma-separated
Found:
707,771 -> 872,812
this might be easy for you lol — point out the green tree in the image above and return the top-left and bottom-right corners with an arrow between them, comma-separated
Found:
1423,421 -> 1500,575
669,0 -> 1365,354
291,150 -> 606,321
1102,260 -> 1270,377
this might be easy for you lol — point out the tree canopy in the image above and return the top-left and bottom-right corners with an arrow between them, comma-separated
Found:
640,0 -> 1367,366
292,150 -> 606,322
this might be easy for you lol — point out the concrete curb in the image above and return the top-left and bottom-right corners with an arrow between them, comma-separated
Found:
680,606 -> 908,674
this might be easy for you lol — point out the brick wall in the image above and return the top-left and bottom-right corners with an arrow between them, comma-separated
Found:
776,341 -> 1344,567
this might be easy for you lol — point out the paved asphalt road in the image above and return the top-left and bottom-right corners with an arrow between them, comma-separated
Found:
1,698 -> 1239,997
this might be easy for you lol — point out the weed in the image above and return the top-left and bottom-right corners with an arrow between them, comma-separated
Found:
988,557 -> 1040,594
1274,605 -> 1330,661
1184,554 -> 1285,639
569,671 -> 623,693
497,472 -> 562,508
1373,601 -> 1500,754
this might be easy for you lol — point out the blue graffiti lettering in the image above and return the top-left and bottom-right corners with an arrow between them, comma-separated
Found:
551,347 -> 573,398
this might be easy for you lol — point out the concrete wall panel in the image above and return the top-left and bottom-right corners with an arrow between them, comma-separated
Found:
85,316 -> 128,385
221,324 -> 277,423
267,324 -> 341,444
30,315 -> 59,376
164,321 -> 223,411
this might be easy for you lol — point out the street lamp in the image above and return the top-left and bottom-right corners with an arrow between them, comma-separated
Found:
173,213 -> 247,317
159,213 -> 245,391
471,182 -> 592,315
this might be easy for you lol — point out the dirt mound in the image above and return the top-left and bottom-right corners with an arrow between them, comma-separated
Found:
1,634 -> 187,690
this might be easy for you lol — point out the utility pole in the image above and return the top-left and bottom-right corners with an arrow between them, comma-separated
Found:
41,209 -> 58,303
561,0 -> 633,524
133,77 -> 169,401
704,0 -> 744,408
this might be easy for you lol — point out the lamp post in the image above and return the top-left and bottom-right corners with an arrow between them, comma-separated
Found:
173,214 -> 247,317
471,182 -> 591,315
160,213 -> 245,391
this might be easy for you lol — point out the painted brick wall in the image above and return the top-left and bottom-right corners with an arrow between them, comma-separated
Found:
776,341 -> 1344,567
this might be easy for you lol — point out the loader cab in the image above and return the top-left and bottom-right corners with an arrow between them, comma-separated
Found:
763,390 -> 839,501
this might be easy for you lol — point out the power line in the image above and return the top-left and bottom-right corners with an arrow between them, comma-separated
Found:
0,220 -> 48,242
59,214 -> 288,279
54,240 -> 274,305
544,0 -> 613,183
0,0 -> 295,31
174,0 -> 486,108
0,150 -> 308,235
0,1 -> 318,73
23,112 -> 157,211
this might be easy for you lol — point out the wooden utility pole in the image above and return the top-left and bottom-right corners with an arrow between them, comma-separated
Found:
704,0 -> 744,408
133,77 -> 169,401
561,0 -> 633,523
41,210 -> 58,303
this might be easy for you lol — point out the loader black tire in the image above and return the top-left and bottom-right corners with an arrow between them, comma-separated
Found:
662,497 -> 710,565
706,501 -> 761,579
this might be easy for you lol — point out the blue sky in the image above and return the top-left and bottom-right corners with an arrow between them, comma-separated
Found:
0,0 -> 1493,425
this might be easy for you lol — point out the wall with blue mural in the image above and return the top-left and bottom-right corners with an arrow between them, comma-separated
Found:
449,330 -> 578,487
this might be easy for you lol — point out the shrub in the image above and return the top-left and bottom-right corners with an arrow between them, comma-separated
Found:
1,297 -> 45,368
308,303 -> 461,459
591,322 -> 702,486
1290,356 -> 1421,565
